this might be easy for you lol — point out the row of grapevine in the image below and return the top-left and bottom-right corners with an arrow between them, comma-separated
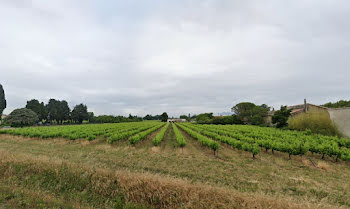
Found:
172,123 -> 186,147
212,124 -> 350,149
205,124 -> 350,161
176,123 -> 219,153
0,122 -> 163,142
152,123 -> 170,146
186,123 -> 350,161
129,123 -> 165,144
181,123 -> 260,158
107,123 -> 159,143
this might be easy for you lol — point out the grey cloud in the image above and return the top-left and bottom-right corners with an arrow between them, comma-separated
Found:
1,0 -> 350,117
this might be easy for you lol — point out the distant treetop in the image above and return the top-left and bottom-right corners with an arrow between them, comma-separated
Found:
323,100 -> 350,108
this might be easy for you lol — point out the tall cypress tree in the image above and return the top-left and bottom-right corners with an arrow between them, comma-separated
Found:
0,84 -> 6,116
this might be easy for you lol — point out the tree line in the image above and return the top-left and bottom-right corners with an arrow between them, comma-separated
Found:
323,100 -> 350,108
24,99 -> 91,124
192,102 -> 292,128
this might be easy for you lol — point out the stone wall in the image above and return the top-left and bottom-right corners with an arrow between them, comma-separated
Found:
328,108 -> 350,138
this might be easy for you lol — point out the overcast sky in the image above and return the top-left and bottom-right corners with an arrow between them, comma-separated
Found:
1,0 -> 350,117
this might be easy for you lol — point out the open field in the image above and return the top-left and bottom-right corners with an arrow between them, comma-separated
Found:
1,122 -> 350,208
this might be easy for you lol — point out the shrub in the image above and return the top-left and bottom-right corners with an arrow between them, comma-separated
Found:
5,108 -> 39,127
272,106 -> 292,128
288,110 -> 340,136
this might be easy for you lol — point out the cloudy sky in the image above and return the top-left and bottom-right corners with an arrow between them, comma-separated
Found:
1,0 -> 350,117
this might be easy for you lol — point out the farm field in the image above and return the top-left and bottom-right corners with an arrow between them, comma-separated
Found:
1,122 -> 350,209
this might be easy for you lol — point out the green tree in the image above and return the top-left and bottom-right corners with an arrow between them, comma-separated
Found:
212,115 -> 243,125
25,99 -> 47,121
180,115 -> 189,121
196,113 -> 214,124
160,112 -> 168,122
323,100 -> 350,108
58,100 -> 70,124
71,104 -> 89,124
46,99 -> 70,124
272,106 -> 291,128
5,108 -> 39,127
47,99 -> 59,123
88,112 -> 94,123
232,102 -> 269,125
0,84 -> 6,117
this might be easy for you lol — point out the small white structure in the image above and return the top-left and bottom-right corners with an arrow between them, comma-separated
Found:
167,118 -> 186,123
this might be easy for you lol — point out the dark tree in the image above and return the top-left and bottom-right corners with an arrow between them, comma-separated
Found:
143,114 -> 161,120
143,114 -> 153,120
71,104 -> 89,124
232,102 -> 256,117
231,102 -> 269,125
160,112 -> 168,122
0,84 -> 6,117
26,99 -> 47,121
180,115 -> 189,121
46,99 -> 70,124
5,108 -> 39,127
58,100 -> 70,124
272,106 -> 292,128
196,113 -> 214,124
88,112 -> 94,123
323,100 -> 350,108
46,99 -> 59,123
212,115 -> 243,125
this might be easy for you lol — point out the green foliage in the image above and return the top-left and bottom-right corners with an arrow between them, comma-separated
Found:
212,115 -> 243,125
181,123 -> 260,158
232,102 -> 269,125
129,123 -> 164,144
152,123 -> 170,146
179,115 -> 190,121
172,123 -> 186,147
179,122 -> 350,161
5,108 -> 39,127
177,123 -> 219,152
71,104 -> 89,124
0,84 -> 6,117
92,115 -> 142,123
143,114 -> 161,120
0,121 -> 163,142
46,99 -> 70,124
88,112 -> 94,122
272,106 -> 291,128
288,110 -> 340,136
160,112 -> 168,122
196,113 -> 214,124
323,100 -> 350,108
25,99 -> 47,121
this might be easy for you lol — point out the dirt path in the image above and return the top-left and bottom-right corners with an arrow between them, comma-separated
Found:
176,124 -> 216,157
160,124 -> 177,151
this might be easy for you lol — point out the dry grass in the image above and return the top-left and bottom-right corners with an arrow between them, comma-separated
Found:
288,110 -> 340,136
317,161 -> 330,171
0,133 -> 350,208
0,151 -> 333,209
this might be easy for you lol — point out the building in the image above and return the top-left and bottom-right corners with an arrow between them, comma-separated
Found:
328,107 -> 350,138
167,119 -> 186,123
275,99 -> 350,138
287,99 -> 329,116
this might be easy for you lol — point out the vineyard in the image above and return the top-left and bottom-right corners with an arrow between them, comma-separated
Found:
1,122 -> 350,208
1,121 -> 350,162
178,123 -> 350,161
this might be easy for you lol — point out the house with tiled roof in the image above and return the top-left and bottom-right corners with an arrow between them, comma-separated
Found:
286,99 -> 350,137
287,99 -> 329,117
